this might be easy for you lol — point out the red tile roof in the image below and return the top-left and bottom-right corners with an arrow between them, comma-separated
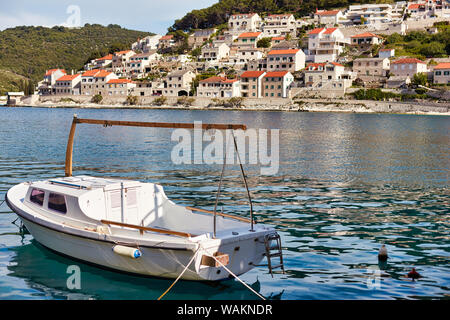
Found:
392,58 -> 426,64
238,32 -> 262,38
114,50 -> 132,56
351,32 -> 383,39
268,49 -> 300,55
308,28 -> 325,35
82,69 -> 100,77
306,62 -> 344,70
94,70 -> 113,78
323,27 -> 338,34
434,62 -> 450,70
160,35 -> 174,40
271,36 -> 285,41
240,71 -> 266,78
408,3 -> 425,9
97,54 -> 113,61
264,71 -> 289,78
45,69 -> 66,76
316,10 -> 340,16
199,76 -> 238,83
56,74 -> 80,81
107,79 -> 133,84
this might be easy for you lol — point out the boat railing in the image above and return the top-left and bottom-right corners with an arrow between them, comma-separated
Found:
101,219 -> 195,238
186,206 -> 253,224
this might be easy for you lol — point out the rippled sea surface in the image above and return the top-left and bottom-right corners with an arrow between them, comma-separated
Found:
0,107 -> 449,300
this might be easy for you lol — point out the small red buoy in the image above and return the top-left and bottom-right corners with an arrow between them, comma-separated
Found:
407,268 -> 422,280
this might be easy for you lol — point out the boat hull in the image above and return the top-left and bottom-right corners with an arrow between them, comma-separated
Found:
6,182 -> 273,281
7,200 -> 269,281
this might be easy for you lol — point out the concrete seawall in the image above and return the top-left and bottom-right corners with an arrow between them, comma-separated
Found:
7,94 -> 450,115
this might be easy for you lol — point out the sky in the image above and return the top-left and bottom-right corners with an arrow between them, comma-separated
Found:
0,0 -> 218,34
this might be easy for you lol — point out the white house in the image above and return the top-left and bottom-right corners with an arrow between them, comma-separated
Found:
38,69 -> 67,95
262,71 -> 294,98
390,58 -> 428,78
197,76 -> 240,98
314,9 -> 344,25
262,14 -> 297,37
267,49 -> 306,72
228,13 -> 262,35
54,74 -> 82,95
307,27 -> 349,63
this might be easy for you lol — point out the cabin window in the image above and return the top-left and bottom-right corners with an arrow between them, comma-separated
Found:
30,189 -> 45,206
48,193 -> 67,214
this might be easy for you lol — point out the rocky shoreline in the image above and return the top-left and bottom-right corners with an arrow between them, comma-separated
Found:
6,97 -> 450,116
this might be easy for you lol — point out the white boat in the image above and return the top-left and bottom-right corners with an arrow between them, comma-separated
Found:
6,116 -> 284,281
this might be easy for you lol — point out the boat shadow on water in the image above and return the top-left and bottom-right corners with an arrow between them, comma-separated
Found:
8,241 -> 282,300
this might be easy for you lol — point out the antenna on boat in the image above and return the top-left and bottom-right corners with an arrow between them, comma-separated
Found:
64,114 -> 255,237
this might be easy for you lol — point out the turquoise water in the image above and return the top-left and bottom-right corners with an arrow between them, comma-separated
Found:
0,107 -> 449,300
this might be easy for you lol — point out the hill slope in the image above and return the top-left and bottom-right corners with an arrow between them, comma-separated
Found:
170,0 -> 394,31
0,24 -> 151,94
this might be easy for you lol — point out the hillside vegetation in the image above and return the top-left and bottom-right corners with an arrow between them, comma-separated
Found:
170,0 -> 395,32
0,24 -> 151,94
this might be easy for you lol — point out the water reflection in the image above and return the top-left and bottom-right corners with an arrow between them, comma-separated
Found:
0,107 -> 448,299
8,241 -> 275,300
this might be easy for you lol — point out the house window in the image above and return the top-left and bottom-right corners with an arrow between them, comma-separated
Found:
30,189 -> 45,206
48,193 -> 67,214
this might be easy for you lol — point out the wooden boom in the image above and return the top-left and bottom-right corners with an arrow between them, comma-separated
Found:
65,115 -> 247,177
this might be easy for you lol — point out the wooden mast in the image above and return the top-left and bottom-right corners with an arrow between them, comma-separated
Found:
64,114 -> 254,234
65,114 -> 247,177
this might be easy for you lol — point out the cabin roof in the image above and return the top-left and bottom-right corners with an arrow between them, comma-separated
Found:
30,176 -> 142,197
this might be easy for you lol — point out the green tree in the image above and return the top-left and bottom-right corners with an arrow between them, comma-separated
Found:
257,37 -> 272,48
412,72 -> 428,87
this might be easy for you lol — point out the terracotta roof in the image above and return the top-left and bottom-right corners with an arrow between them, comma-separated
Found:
331,62 -> 344,67
308,28 -> 325,35
306,63 -> 326,70
267,49 -> 300,55
323,28 -> 338,34
82,69 -> 100,77
45,69 -> 66,76
107,79 -> 133,84
392,58 -> 426,64
240,71 -> 266,78
434,62 -> 450,70
160,35 -> 174,40
351,32 -> 383,38
238,32 -> 262,38
316,10 -> 340,16
56,74 -> 80,81
94,70 -> 113,78
97,54 -> 113,61
408,3 -> 425,9
264,71 -> 289,78
271,36 -> 285,41
306,62 -> 344,70
114,50 -> 132,56
199,76 -> 238,83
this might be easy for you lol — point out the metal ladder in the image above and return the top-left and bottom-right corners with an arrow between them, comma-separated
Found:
263,233 -> 285,277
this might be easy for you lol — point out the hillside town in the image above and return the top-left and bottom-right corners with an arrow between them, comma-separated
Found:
31,0 -> 450,107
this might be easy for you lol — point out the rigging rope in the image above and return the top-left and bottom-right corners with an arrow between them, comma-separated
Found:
157,247 -> 200,300
201,245 -> 266,301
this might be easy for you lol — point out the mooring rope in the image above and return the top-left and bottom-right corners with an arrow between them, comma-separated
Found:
157,247 -> 200,300
201,245 -> 266,301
